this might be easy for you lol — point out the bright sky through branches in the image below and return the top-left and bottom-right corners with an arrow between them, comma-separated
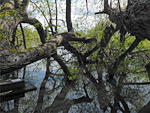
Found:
28,0 -> 128,33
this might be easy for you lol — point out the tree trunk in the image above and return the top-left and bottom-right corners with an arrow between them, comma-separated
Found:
66,0 -> 73,32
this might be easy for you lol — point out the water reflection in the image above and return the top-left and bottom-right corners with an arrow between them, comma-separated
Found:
0,59 -> 150,113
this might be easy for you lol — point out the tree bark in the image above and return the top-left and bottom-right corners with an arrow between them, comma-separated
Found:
66,0 -> 73,32
0,33 -> 94,75
0,43 -> 56,75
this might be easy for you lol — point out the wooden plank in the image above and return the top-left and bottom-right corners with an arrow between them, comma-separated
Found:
0,82 -> 36,102
0,79 -> 25,93
0,93 -> 25,103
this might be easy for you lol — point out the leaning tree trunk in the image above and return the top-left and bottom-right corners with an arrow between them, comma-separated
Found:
0,0 -> 45,75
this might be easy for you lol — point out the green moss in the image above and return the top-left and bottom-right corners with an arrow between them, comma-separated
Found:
17,51 -> 27,54
25,47 -> 34,51
9,49 -> 17,53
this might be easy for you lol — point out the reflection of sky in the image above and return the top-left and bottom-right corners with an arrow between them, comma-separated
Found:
18,62 -> 46,88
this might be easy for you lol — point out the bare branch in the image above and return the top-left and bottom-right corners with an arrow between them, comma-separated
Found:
46,0 -> 54,35
20,23 -> 26,49
86,0 -> 88,12
55,0 -> 58,33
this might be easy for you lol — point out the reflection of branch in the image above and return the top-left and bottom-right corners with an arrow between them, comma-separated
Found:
50,72 -> 64,76
63,38 -> 110,111
52,53 -> 72,78
73,96 -> 92,104
145,62 -> 150,80
138,101 -> 150,113
34,58 -> 50,113
109,77 -> 130,113
115,92 -> 130,113
83,83 -> 89,97
43,84 -> 72,113
73,84 -> 92,104
124,82 -> 150,85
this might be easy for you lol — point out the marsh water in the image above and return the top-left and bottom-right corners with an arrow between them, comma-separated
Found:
0,59 -> 150,113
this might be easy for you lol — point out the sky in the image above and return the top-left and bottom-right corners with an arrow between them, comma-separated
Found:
26,0 -> 128,33
27,0 -> 104,32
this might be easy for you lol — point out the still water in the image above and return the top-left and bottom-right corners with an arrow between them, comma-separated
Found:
0,59 -> 150,113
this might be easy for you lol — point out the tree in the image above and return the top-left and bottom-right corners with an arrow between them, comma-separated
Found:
0,0 -> 150,113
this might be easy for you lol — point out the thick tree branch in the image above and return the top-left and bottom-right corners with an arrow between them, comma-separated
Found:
0,43 -> 56,75
50,33 -> 95,46
63,42 -> 84,64
0,32 -> 95,75
11,26 -> 17,45
66,0 -> 73,32
14,0 -> 20,8
22,17 -> 46,44
22,0 -> 30,13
